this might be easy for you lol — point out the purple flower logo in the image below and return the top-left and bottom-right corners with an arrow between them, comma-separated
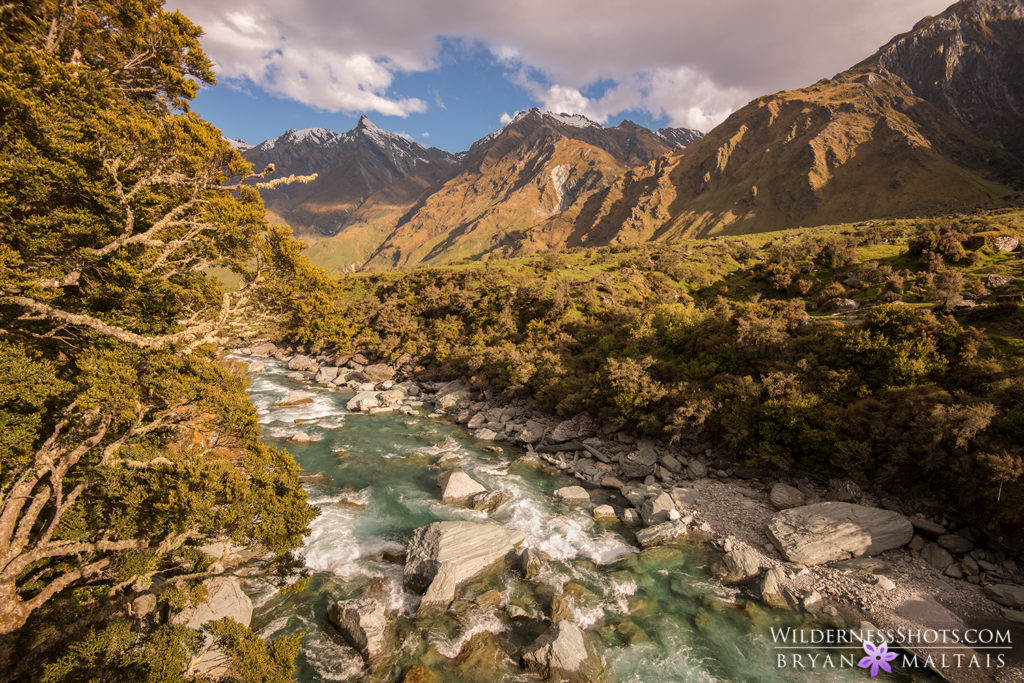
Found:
857,641 -> 898,677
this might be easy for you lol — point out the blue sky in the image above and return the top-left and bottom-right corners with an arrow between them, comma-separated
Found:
172,0 -> 953,153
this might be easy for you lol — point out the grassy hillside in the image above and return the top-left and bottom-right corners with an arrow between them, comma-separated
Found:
289,209 -> 1024,548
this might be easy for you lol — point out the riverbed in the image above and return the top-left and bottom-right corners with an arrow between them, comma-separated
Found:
240,359 -> 919,682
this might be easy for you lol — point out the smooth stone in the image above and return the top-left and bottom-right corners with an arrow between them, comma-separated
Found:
521,621 -> 605,683
553,486 -> 591,507
937,533 -> 973,554
715,539 -> 763,583
286,354 -> 318,373
346,391 -> 380,412
404,522 -> 525,594
640,492 -> 677,526
327,598 -> 389,660
549,413 -> 598,443
272,391 -> 313,407
921,542 -> 954,572
438,470 -> 487,505
769,483 -> 805,510
766,502 -> 913,566
593,505 -> 618,523
687,460 -> 708,479
635,520 -> 690,548
909,515 -> 946,537
984,584 -> 1024,608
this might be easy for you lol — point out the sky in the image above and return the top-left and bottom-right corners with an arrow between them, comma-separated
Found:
168,0 -> 955,153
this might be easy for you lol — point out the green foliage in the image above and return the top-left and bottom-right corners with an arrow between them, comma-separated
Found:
0,1 -> 316,677
293,211 -> 1024,544
206,618 -> 304,683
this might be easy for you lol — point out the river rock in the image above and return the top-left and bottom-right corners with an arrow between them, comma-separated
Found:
909,515 -> 945,537
314,366 -> 339,384
984,584 -> 1024,608
438,470 -> 487,505
766,502 -> 913,565
521,547 -> 544,580
247,361 -> 266,374
687,460 -> 707,479
659,454 -> 683,474
715,539 -> 764,583
272,391 -> 313,407
640,492 -> 678,526
249,342 -> 277,357
521,621 -> 605,682
987,274 -> 1014,288
937,533 -> 973,554
379,389 -> 406,406
363,364 -> 396,383
404,521 -> 525,594
517,419 -> 547,445
346,391 -> 380,412
549,413 -> 598,443
467,412 -> 487,429
621,509 -> 641,526
670,487 -> 698,509
553,486 -> 590,507
921,542 -> 954,571
769,483 -> 805,510
635,520 -> 690,548
620,443 -> 658,479
327,598 -> 389,660
418,563 -> 458,612
287,354 -> 318,373
760,566 -> 795,609
593,505 -> 617,523
469,489 -> 511,513
434,381 -> 471,412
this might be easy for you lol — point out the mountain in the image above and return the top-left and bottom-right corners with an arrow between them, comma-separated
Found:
358,109 -> 701,268
566,0 -> 1023,246
242,117 -> 458,261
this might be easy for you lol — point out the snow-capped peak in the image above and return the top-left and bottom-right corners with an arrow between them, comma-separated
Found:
284,127 -> 340,144
355,114 -> 383,133
224,137 -> 250,151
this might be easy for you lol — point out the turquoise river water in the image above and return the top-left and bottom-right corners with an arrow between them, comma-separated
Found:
240,359 -> 931,682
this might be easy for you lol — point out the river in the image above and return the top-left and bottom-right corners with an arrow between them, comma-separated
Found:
239,358 -> 921,682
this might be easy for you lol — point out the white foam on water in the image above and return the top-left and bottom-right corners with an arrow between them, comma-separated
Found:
298,504 -> 371,579
503,498 -> 634,565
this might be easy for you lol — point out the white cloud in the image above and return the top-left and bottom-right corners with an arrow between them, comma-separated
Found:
170,0 -> 953,129
498,112 -> 512,125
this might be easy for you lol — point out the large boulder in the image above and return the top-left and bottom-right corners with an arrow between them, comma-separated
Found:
549,414 -> 598,443
286,354 -> 318,373
346,391 -> 381,412
769,483 -> 805,510
619,442 -> 658,479
521,621 -> 605,682
363,364 -> 396,384
434,381 -> 471,412
404,521 -> 525,594
313,366 -> 340,384
639,492 -> 678,526
715,539 -> 764,583
272,391 -> 313,407
766,502 -> 913,565
517,420 -> 547,445
552,486 -> 591,507
635,520 -> 691,548
438,470 -> 487,505
327,598 -> 389,660
249,342 -> 277,358
984,584 -> 1024,608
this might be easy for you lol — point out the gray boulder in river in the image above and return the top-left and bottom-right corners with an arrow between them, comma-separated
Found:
327,598 -> 389,660
766,502 -> 913,565
521,621 -> 606,682
404,521 -> 525,595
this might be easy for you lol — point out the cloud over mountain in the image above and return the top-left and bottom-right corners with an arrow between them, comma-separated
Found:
170,0 -> 952,129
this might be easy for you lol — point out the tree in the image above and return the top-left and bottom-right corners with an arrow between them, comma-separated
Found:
0,0 -> 317,661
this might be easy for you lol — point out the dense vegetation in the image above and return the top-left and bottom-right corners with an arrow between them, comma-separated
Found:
291,211 -> 1024,548
0,1 -> 324,679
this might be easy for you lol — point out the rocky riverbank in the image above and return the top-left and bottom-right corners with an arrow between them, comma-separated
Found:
234,341 -> 1024,681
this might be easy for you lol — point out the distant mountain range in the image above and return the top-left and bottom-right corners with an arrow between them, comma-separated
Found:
240,0 -> 1023,272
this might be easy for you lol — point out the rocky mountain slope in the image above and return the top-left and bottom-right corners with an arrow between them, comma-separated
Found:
361,109 -> 699,268
245,111 -> 702,271
243,117 -> 457,258
570,0 -> 1023,246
